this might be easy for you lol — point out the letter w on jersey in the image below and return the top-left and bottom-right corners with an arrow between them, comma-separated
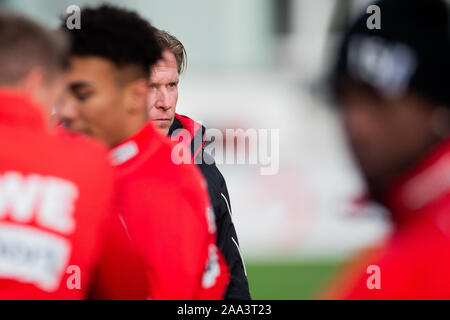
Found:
0,171 -> 78,291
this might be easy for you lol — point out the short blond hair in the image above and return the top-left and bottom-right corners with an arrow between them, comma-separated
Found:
155,29 -> 187,74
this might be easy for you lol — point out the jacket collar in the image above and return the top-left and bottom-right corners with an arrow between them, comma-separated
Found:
0,88 -> 46,131
109,121 -> 161,166
168,113 -> 206,161
384,138 -> 450,224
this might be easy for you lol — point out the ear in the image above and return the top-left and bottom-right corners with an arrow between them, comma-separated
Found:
124,79 -> 149,114
19,67 -> 46,96
18,67 -> 55,121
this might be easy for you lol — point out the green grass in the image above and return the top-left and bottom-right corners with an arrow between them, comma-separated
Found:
246,260 -> 343,300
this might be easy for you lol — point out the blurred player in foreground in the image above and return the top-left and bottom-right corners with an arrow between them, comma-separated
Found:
58,5 -> 229,299
324,0 -> 450,299
148,29 -> 251,300
0,11 -> 147,299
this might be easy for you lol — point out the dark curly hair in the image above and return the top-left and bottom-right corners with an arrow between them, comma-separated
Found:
61,4 -> 161,79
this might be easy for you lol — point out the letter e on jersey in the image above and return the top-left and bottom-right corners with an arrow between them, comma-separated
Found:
0,171 -> 79,291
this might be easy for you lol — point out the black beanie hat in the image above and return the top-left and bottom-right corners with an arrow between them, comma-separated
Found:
333,0 -> 450,107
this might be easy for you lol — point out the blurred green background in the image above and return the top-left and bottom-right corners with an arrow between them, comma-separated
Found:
246,259 -> 343,299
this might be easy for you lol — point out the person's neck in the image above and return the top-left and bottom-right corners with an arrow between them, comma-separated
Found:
111,115 -> 148,148
0,87 -> 49,128
369,135 -> 444,204
383,136 -> 450,224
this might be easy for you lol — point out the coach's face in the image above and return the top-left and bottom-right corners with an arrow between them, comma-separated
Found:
148,50 -> 179,135
340,81 -> 436,192
59,56 -> 138,147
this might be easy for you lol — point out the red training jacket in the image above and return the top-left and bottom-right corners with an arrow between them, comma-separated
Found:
324,138 -> 450,299
0,89 -> 148,299
109,121 -> 229,299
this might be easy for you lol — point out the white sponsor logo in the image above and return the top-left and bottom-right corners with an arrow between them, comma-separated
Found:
109,141 -> 139,166
0,171 -> 79,291
202,244 -> 220,289
0,171 -> 79,234
0,223 -> 71,291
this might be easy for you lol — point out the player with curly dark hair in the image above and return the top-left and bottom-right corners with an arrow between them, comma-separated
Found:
58,5 -> 161,146
58,5 -> 230,299
66,5 -> 161,80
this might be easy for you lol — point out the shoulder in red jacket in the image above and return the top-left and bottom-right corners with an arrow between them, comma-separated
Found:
323,139 -> 450,299
0,90 -> 147,299
109,121 -> 229,299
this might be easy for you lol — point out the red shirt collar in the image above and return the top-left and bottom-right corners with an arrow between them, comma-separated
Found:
109,121 -> 162,167
0,88 -> 46,130
172,113 -> 206,160
174,114 -> 203,138
384,138 -> 450,223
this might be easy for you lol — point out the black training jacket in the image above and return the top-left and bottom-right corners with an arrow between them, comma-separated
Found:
168,114 -> 251,300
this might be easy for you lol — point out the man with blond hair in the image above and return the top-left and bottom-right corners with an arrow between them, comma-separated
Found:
148,29 -> 251,300
59,5 -> 229,299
